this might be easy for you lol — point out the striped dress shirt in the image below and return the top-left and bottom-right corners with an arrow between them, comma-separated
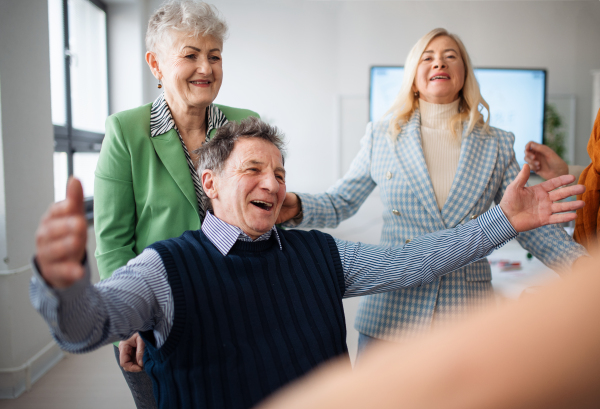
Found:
30,207 -> 516,352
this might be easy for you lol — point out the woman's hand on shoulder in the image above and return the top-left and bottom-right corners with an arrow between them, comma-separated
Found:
276,193 -> 301,225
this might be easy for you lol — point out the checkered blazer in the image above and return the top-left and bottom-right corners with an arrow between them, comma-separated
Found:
297,109 -> 587,341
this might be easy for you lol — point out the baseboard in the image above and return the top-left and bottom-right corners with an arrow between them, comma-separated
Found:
0,341 -> 64,399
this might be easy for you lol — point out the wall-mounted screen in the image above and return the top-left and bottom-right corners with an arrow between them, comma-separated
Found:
370,67 -> 547,167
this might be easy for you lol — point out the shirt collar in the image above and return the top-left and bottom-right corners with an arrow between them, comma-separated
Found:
149,93 -> 228,138
201,211 -> 282,256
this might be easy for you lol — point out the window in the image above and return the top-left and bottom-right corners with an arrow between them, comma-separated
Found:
48,0 -> 108,218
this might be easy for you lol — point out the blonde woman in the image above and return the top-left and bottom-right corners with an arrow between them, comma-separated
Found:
278,28 -> 587,353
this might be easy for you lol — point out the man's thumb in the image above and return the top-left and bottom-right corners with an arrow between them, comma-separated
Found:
66,177 -> 85,215
514,164 -> 530,189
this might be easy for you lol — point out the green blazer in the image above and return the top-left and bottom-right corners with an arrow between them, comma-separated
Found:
94,102 -> 259,280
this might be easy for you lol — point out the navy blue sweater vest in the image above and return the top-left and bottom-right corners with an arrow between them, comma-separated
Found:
141,228 -> 347,409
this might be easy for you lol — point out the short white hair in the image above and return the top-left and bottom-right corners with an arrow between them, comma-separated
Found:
386,28 -> 490,140
146,1 -> 228,55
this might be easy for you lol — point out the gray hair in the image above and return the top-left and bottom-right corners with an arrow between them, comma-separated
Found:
195,117 -> 286,211
146,1 -> 228,55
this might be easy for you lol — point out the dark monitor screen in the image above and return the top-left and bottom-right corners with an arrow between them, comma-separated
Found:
369,67 -> 547,167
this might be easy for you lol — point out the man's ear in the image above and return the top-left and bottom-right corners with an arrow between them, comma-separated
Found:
201,169 -> 218,200
145,51 -> 161,80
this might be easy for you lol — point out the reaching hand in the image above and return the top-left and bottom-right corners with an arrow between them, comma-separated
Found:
524,141 -> 569,180
499,164 -> 585,232
119,333 -> 145,372
276,192 -> 301,224
35,178 -> 87,289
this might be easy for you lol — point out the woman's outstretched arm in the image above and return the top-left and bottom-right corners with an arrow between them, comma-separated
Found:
280,123 -> 378,228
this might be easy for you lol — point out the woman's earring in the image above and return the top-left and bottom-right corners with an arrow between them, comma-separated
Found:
414,90 -> 419,98
157,80 -> 162,89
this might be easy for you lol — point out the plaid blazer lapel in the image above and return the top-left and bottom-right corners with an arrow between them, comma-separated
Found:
441,125 -> 498,227
391,110 -> 445,229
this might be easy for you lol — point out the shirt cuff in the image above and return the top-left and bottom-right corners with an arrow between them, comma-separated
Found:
30,254 -> 91,305
476,205 -> 518,249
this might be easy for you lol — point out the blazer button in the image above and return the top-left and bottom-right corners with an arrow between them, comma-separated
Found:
392,209 -> 400,216
386,171 -> 393,180
470,214 -> 478,220
405,239 -> 411,244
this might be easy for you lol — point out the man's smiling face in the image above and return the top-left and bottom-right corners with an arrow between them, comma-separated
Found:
206,137 -> 286,239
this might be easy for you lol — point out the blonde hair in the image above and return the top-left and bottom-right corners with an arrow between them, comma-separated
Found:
386,28 -> 490,140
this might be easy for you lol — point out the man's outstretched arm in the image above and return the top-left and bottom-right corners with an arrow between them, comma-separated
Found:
30,179 -> 169,353
340,164 -> 586,297
339,205 -> 513,297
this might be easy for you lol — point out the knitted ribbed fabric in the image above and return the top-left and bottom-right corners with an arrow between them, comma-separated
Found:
419,99 -> 462,210
141,228 -> 347,409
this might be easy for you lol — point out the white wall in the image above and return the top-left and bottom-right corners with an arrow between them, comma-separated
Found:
0,0 -> 105,398
107,0 -> 147,113
0,0 -> 63,398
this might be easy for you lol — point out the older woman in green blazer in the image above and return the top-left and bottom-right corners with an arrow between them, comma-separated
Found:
93,2 -> 257,408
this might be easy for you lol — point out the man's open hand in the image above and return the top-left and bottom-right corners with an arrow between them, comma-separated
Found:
499,164 -> 585,232
35,178 -> 87,288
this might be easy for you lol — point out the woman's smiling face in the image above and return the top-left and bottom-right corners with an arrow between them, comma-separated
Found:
157,31 -> 223,111
413,35 -> 465,105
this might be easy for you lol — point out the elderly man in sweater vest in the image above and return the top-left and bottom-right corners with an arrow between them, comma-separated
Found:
31,118 -> 584,409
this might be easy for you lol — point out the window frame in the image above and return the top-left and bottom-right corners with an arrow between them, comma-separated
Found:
54,0 -> 109,220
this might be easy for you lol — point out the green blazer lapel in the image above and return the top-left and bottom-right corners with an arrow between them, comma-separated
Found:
391,110 -> 446,229
150,129 -> 200,214
441,125 -> 498,227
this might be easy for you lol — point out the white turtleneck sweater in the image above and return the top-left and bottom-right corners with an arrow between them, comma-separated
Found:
419,99 -> 462,210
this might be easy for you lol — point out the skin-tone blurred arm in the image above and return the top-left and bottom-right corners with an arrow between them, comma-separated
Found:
257,256 -> 600,409
524,141 -> 569,180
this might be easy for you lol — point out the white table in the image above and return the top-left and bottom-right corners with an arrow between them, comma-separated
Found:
488,239 -> 561,300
